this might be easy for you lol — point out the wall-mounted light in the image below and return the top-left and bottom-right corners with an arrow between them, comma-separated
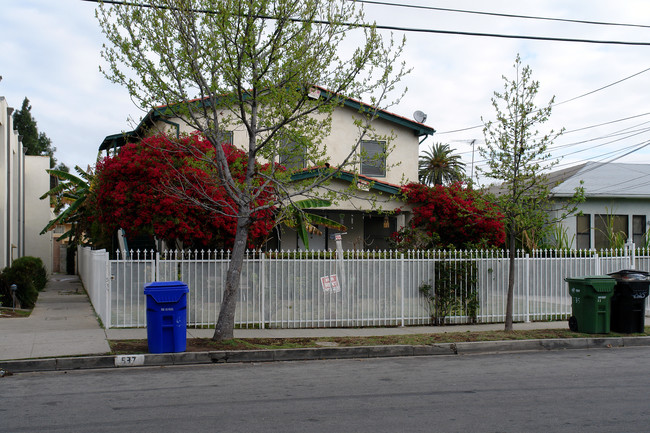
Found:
383,216 -> 389,229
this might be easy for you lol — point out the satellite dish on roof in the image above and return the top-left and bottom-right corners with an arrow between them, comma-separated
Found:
413,110 -> 427,123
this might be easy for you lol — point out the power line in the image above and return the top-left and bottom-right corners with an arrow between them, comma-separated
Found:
437,68 -> 650,135
87,0 -> 650,167
83,0 -> 650,46
577,140 -> 650,166
589,165 -> 650,193
554,129 -> 650,158
353,0 -> 650,30
563,112 -> 650,135
437,125 -> 483,135
553,67 -> 650,107
452,123 -> 645,156
551,123 -> 650,151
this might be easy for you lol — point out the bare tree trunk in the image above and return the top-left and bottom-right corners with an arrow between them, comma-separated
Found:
505,229 -> 516,331
213,210 -> 251,341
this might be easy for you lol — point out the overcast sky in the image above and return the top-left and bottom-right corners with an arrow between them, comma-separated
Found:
2,0 -> 650,185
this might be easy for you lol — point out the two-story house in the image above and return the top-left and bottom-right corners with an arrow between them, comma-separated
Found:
99,88 -> 434,251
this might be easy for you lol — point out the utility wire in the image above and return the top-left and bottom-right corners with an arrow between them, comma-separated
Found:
437,68 -> 650,135
451,122 -> 650,156
353,0 -> 650,30
462,129 -> 650,167
553,67 -> 650,107
554,129 -> 650,158
87,0 -> 650,167
551,124 -> 650,150
589,165 -> 650,193
83,0 -> 650,46
563,112 -> 650,135
581,141 -> 650,166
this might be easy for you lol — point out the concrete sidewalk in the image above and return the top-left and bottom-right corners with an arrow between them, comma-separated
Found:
0,275 -> 110,361
0,273 -> 574,363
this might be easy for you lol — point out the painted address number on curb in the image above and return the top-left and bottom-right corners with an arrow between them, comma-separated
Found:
115,354 -> 145,367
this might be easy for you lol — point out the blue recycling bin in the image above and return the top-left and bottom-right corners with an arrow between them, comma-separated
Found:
144,281 -> 189,353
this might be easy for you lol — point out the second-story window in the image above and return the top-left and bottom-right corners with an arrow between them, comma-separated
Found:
360,140 -> 386,177
279,140 -> 306,172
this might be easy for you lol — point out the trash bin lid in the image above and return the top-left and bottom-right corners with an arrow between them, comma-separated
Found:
608,269 -> 650,281
565,275 -> 614,282
144,281 -> 189,303
565,275 -> 616,292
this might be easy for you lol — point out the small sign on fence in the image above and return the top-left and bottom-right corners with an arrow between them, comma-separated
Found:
320,275 -> 331,292
321,274 -> 341,293
330,274 -> 340,292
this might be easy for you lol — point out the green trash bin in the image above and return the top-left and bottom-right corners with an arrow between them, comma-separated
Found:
565,276 -> 616,334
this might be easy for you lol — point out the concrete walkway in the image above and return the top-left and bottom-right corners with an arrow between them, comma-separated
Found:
0,275 -> 110,361
1,274 -> 570,362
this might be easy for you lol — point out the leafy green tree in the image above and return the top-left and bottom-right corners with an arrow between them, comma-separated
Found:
54,163 -> 70,173
97,0 -> 408,340
478,54 -> 583,331
418,143 -> 465,186
12,97 -> 57,167
40,166 -> 94,247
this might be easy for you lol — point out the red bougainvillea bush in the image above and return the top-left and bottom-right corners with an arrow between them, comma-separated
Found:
391,182 -> 505,250
90,133 -> 276,250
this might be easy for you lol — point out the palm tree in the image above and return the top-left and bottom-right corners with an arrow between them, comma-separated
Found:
40,166 -> 93,246
418,143 -> 466,186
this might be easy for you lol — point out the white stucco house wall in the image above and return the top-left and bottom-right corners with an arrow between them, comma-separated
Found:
550,162 -> 650,250
0,96 -> 53,271
99,88 -> 434,251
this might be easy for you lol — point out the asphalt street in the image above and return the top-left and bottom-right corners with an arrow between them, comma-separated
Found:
2,346 -> 649,432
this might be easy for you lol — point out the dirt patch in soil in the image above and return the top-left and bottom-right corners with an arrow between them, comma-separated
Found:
111,337 -> 333,354
108,328 -> 633,355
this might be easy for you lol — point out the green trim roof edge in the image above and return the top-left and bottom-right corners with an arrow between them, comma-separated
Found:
99,87 -> 434,151
290,167 -> 402,195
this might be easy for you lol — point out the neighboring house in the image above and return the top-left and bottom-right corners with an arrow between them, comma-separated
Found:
99,88 -> 435,250
550,162 -> 650,250
0,96 -> 53,271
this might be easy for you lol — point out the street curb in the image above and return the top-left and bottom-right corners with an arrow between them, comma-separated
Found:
2,336 -> 650,374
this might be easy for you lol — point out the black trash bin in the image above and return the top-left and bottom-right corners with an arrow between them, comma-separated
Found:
608,270 -> 650,334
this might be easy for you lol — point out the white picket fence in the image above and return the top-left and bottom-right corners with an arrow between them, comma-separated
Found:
77,244 -> 650,330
